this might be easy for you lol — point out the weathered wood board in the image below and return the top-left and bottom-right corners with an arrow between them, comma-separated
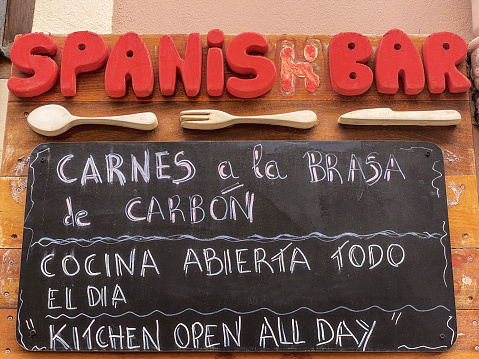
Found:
0,33 -> 478,358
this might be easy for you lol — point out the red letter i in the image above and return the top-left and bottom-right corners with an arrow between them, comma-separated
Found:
207,29 -> 225,97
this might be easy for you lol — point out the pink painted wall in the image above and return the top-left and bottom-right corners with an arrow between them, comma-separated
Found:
113,0 -> 474,41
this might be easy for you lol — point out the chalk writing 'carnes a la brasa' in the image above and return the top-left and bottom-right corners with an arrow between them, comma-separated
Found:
56,144 -> 406,227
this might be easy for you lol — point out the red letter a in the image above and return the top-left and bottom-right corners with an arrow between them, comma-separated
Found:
105,32 -> 154,98
375,29 -> 425,95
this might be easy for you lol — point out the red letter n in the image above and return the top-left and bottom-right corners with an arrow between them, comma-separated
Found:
159,33 -> 202,97
423,32 -> 470,94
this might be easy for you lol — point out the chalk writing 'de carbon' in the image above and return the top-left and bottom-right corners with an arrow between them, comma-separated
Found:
124,192 -> 255,224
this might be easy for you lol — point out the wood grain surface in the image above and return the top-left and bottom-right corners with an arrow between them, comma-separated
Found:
0,33 -> 478,357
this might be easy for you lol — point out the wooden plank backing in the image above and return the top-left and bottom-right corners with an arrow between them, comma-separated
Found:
0,249 -> 19,308
1,309 -> 478,357
452,248 -> 479,309
1,33 -> 477,358
447,176 -> 479,248
0,177 -> 25,248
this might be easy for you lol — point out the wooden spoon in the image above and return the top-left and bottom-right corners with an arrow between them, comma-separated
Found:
27,104 -> 158,136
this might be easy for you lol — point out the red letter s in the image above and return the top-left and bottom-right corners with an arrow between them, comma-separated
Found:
8,33 -> 58,97
226,32 -> 276,98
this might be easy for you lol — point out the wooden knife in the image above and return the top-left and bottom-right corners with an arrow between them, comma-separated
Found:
338,108 -> 461,126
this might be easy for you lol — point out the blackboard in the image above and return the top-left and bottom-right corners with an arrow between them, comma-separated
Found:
17,141 -> 456,352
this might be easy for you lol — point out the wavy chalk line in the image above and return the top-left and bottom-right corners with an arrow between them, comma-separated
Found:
399,147 -> 435,152
398,345 -> 448,350
431,160 -> 443,198
447,316 -> 456,346
33,230 -> 442,248
45,303 -> 450,321
440,221 -> 449,287
24,148 -> 50,260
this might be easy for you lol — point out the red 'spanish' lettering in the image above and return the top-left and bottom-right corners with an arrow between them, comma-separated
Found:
159,33 -> 202,97
207,29 -> 225,97
280,44 -> 320,93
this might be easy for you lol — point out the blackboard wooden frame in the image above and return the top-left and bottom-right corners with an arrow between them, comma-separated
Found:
17,140 -> 456,352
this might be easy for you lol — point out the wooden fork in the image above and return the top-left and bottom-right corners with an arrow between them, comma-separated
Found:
180,109 -> 318,130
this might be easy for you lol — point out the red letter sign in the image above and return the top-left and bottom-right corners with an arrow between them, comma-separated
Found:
207,29 -> 225,97
159,33 -> 202,97
61,31 -> 109,97
329,32 -> 373,96
226,32 -> 276,98
423,32 -> 470,93
375,29 -> 425,95
8,33 -> 58,97
105,32 -> 154,98
280,44 -> 320,93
